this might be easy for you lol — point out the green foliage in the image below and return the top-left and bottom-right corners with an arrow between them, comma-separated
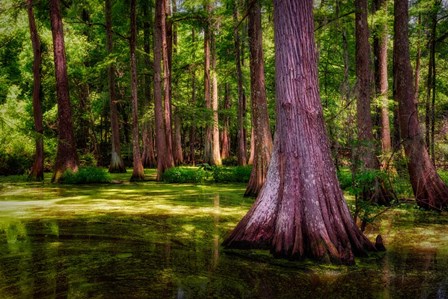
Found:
211,166 -> 252,183
79,152 -> 97,167
60,167 -> 111,184
337,169 -> 353,190
162,167 -> 207,184
221,156 -> 238,166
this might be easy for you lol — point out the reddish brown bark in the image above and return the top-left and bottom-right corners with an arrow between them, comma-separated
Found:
154,0 -> 173,180
233,1 -> 247,166
129,0 -> 144,181
244,0 -> 273,197
393,0 -> 448,210
49,0 -> 79,183
210,29 -> 221,166
221,83 -> 231,160
106,0 -> 126,173
27,0 -> 44,181
173,109 -> 184,165
224,0 -> 376,264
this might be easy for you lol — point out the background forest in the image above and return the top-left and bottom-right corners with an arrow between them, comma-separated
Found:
2,0 -> 448,195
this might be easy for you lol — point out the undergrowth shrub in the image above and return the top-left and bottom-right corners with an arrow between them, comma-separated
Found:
212,165 -> 252,183
60,167 -> 111,184
162,167 -> 207,183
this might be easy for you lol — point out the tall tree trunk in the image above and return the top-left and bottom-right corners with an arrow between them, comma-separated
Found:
373,0 -> 391,168
189,29 -> 197,165
173,108 -> 184,165
210,28 -> 222,166
162,0 -> 174,166
154,0 -> 173,180
129,0 -> 144,181
393,0 -> 448,210
221,82 -> 231,160
244,0 -> 273,197
204,2 -> 212,164
27,0 -> 44,181
224,0 -> 376,265
106,0 -> 126,173
414,14 -> 422,103
233,1 -> 247,166
49,0 -> 79,183
142,1 -> 156,168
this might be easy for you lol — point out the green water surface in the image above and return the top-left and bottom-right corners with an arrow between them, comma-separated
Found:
1,172 -> 447,298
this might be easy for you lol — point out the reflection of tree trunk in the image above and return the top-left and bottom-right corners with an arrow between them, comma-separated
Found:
142,1 -> 156,168
106,0 -> 126,173
27,0 -> 44,181
234,1 -> 247,166
49,0 -> 79,183
245,0 -> 273,197
129,0 -> 144,181
212,194 -> 220,269
221,83 -> 231,160
393,0 -> 448,210
224,0 -> 376,264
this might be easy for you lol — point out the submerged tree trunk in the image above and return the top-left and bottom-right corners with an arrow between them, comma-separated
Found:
244,0 -> 273,197
393,0 -> 448,210
106,0 -> 126,173
49,0 -> 79,183
224,0 -> 376,265
154,0 -> 173,180
234,1 -> 247,166
27,0 -> 44,181
129,0 -> 144,181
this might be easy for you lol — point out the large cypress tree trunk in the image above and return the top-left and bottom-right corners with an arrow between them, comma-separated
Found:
244,0 -> 273,197
393,0 -> 448,210
224,0 -> 376,265
129,0 -> 144,181
27,0 -> 44,181
106,0 -> 126,173
233,1 -> 247,166
154,0 -> 173,180
49,0 -> 79,183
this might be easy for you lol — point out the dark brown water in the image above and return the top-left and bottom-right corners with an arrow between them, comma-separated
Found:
1,179 -> 448,298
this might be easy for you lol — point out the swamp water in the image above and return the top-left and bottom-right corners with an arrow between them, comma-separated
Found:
1,175 -> 448,298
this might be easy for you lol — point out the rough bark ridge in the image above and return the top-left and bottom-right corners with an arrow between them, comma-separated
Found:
50,0 -> 79,183
244,0 -> 273,197
106,0 -> 126,173
393,0 -> 448,210
224,0 -> 376,264
27,0 -> 44,181
129,0 -> 144,181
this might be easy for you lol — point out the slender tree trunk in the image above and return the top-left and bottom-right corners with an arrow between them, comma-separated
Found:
373,0 -> 391,168
393,0 -> 448,210
189,29 -> 197,165
210,29 -> 222,166
248,126 -> 254,165
203,2 -> 212,164
49,0 -> 79,183
244,0 -> 273,197
414,14 -> 422,103
224,0 -> 376,265
106,0 -> 126,173
129,0 -> 144,181
154,0 -> 173,180
221,82 -> 231,159
162,0 -> 174,166
142,1 -> 156,168
173,108 -> 184,165
233,1 -> 247,166
27,0 -> 44,181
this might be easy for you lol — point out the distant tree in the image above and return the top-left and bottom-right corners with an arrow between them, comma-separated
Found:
49,0 -> 79,183
224,0 -> 376,264
221,82 -> 231,159
106,0 -> 126,173
244,0 -> 272,197
129,0 -> 144,181
393,0 -> 448,210
27,0 -> 44,181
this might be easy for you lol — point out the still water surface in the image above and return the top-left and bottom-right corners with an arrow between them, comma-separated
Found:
1,178 -> 448,298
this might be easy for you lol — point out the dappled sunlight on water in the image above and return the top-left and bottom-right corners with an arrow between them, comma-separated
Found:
1,178 -> 448,298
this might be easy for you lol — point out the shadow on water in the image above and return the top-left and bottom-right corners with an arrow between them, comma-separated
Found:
1,177 -> 448,298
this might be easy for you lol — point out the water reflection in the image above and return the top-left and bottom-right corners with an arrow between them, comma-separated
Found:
1,184 -> 448,298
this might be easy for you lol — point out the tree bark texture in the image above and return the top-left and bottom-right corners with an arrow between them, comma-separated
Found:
244,0 -> 273,197
210,30 -> 222,166
27,0 -> 44,181
49,0 -> 79,183
154,0 -> 173,180
373,0 -> 391,166
221,82 -> 231,159
129,0 -> 144,181
393,0 -> 448,210
173,108 -> 184,165
233,1 -> 247,166
224,0 -> 376,264
106,0 -> 126,173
